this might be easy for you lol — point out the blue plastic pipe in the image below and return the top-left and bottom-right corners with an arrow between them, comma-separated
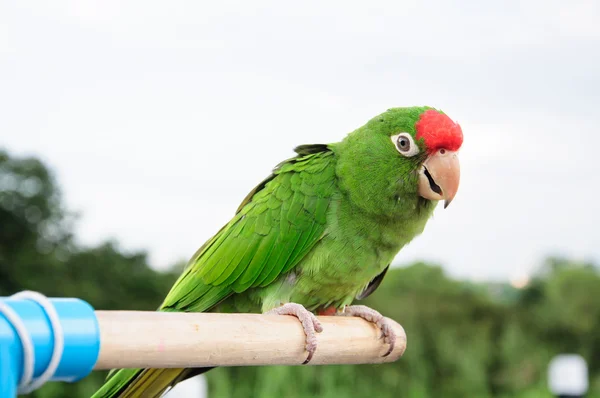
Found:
0,297 -> 100,397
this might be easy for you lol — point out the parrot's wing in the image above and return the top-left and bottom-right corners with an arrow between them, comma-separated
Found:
356,264 -> 390,300
160,145 -> 336,312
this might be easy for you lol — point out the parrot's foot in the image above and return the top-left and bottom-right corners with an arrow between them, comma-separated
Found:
341,305 -> 396,357
265,303 -> 323,364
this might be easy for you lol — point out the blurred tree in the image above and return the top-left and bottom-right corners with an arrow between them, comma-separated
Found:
0,150 -> 74,295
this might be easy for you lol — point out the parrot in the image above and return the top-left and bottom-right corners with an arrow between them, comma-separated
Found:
92,106 -> 463,398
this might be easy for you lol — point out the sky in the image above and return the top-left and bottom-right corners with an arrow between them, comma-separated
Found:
1,0 -> 599,284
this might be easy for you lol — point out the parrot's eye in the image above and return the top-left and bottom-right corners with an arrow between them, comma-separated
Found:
391,133 -> 419,157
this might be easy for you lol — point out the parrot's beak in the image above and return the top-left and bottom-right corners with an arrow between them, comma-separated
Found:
418,150 -> 460,208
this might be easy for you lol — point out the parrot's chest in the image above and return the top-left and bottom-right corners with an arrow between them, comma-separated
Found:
288,238 -> 400,310
253,197 -> 436,313
286,205 -> 433,311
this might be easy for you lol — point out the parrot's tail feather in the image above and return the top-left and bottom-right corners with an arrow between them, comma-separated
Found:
91,367 -> 215,398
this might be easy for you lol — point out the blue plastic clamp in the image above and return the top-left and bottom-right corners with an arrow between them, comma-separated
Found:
0,293 -> 100,397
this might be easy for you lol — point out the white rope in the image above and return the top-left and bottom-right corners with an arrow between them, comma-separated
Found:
0,291 -> 64,395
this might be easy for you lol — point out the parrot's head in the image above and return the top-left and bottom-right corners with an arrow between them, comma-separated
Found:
335,106 -> 463,216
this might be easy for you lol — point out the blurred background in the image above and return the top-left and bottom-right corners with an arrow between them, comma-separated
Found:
1,1 -> 599,397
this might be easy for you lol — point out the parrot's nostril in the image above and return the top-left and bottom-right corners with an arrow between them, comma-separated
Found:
423,167 -> 442,195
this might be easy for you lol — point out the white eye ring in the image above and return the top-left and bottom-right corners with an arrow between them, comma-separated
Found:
391,133 -> 419,157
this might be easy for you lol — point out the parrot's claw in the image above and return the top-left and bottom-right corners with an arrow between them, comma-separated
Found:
341,305 -> 396,357
265,303 -> 323,364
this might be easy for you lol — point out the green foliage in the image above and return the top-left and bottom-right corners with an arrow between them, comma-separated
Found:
0,149 -> 73,295
2,148 -> 599,397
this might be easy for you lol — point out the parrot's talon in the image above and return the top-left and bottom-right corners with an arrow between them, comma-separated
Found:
264,303 -> 322,364
340,305 -> 396,357
302,351 -> 314,365
382,341 -> 394,357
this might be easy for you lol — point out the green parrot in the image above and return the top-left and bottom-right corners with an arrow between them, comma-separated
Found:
92,106 -> 463,398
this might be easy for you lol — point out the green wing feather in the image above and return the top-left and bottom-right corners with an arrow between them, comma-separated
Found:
92,145 -> 337,398
160,146 -> 336,311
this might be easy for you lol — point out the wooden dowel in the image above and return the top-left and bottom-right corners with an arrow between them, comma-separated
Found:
93,311 -> 406,369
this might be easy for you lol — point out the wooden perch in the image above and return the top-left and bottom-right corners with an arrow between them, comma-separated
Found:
93,311 -> 407,369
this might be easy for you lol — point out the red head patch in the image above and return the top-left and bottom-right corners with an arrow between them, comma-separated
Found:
415,109 -> 463,153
